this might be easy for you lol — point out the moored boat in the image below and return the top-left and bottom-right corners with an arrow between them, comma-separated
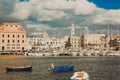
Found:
51,63 -> 74,72
6,66 -> 32,72
70,71 -> 89,80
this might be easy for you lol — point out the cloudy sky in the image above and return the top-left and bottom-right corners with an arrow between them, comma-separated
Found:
0,0 -> 120,37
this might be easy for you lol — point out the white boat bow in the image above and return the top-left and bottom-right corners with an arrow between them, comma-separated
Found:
70,71 -> 89,80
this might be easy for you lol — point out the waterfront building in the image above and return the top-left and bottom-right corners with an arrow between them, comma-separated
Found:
69,23 -> 81,50
70,36 -> 81,50
26,38 -> 32,51
81,34 -> 109,49
28,30 -> 66,51
28,31 -> 49,51
110,35 -> 120,51
0,23 -> 26,52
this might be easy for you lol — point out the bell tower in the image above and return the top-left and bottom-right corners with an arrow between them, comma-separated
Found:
70,23 -> 75,37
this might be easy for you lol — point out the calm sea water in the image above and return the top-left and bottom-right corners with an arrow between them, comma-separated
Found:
0,56 -> 120,80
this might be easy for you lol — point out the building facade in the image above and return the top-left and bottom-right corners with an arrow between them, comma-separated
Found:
0,23 -> 26,52
110,35 -> 120,51
28,31 -> 66,51
81,34 -> 108,49
70,36 -> 80,49
69,24 -> 81,50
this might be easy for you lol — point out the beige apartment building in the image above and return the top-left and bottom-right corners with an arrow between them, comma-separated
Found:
110,35 -> 120,50
69,23 -> 81,49
0,23 -> 26,52
81,34 -> 109,49
28,30 -> 65,51
70,36 -> 81,49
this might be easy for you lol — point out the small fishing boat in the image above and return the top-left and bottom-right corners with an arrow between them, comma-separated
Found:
70,71 -> 89,80
51,63 -> 74,72
6,66 -> 32,72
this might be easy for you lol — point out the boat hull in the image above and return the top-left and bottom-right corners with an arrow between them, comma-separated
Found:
52,65 -> 74,72
6,66 -> 32,72
70,71 -> 89,80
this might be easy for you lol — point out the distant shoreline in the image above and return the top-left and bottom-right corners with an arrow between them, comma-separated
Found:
24,55 -> 120,57
0,55 -> 120,58
0,55 -> 24,59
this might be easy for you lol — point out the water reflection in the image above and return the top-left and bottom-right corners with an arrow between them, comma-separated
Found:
0,56 -> 120,80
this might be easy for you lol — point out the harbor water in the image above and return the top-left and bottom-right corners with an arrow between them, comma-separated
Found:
0,56 -> 120,80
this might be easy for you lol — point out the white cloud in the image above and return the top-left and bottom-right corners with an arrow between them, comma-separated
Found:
9,2 -> 32,20
26,23 -> 71,30
1,0 -> 120,31
37,10 -> 68,21
74,0 -> 97,15
25,23 -> 90,35
26,24 -> 51,30
9,0 -> 99,21
9,0 -> 70,21
41,0 -> 97,15
92,10 -> 120,25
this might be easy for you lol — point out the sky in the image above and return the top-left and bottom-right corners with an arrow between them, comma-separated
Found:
0,0 -> 120,37
88,0 -> 120,9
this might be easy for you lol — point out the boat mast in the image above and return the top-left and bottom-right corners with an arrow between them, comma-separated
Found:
116,24 -> 118,35
79,29 -> 81,49
107,23 -> 110,38
107,23 -> 110,53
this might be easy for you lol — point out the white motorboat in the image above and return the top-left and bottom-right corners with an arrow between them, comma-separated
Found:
70,51 -> 77,56
43,51 -> 52,56
26,51 -> 43,57
51,50 -> 60,56
70,71 -> 89,80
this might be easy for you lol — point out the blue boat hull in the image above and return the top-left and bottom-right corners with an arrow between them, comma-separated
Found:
6,66 -> 32,72
52,65 -> 74,72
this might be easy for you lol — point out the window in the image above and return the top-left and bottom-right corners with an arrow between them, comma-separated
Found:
37,42 -> 39,44
17,47 -> 20,49
18,40 -> 19,43
7,44 -> 10,46
2,34 -> 4,37
22,47 -> 24,50
12,44 -> 15,46
17,44 -> 20,46
7,47 -> 10,49
2,46 -> 4,50
2,40 -> 4,43
8,40 -> 10,43
12,47 -> 15,49
18,35 -> 19,38
22,35 -> 24,38
50,42 -> 52,44
22,40 -> 24,43
8,35 -> 10,38
13,40 -> 15,43
13,35 -> 15,38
